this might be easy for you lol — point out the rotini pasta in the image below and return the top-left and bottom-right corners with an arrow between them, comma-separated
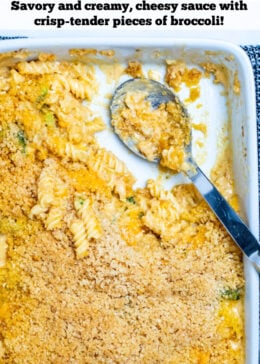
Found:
17,60 -> 63,75
36,161 -> 56,211
89,148 -> 135,200
69,218 -> 89,258
54,75 -> 93,100
30,158 -> 70,232
45,206 -> 65,231
147,179 -> 180,206
10,69 -> 25,84
65,142 -> 90,164
74,195 -> 102,240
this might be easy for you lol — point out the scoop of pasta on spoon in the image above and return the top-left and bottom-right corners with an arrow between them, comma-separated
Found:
111,78 -> 260,272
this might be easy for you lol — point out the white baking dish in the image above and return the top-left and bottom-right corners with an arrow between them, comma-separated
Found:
0,37 -> 258,363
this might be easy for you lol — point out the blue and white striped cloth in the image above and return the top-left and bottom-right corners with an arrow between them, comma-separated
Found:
242,46 -> 260,196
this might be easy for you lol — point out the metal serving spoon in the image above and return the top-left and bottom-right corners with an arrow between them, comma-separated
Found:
111,78 -> 260,272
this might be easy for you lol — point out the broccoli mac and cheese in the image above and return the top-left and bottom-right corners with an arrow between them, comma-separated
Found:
0,49 -> 244,363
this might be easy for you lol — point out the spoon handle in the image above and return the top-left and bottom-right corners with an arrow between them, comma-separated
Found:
187,165 -> 260,272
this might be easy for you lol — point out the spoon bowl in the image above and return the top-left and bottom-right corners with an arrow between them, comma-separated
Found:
111,78 -> 181,114
110,78 -> 260,272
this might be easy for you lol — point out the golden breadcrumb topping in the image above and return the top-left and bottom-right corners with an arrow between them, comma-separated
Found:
125,61 -> 144,78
